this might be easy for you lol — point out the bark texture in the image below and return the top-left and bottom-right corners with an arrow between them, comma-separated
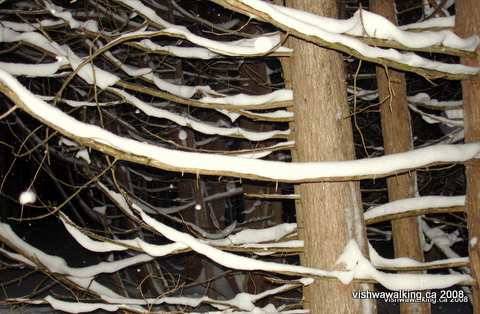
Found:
285,0 -> 374,312
456,0 -> 480,312
370,1 -> 430,313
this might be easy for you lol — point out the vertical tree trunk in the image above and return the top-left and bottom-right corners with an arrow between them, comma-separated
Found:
456,1 -> 480,312
370,1 -> 430,314
285,1 -> 374,313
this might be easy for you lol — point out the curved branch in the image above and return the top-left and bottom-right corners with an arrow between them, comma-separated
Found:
0,70 -> 479,183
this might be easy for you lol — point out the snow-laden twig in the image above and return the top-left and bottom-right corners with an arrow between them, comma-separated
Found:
0,222 -> 153,278
421,219 -> 465,262
10,296 -> 140,314
0,24 -> 293,111
364,195 -> 465,224
409,104 -> 463,127
400,16 -> 455,31
207,223 -> 297,246
112,0 -> 291,57
137,206 -> 473,290
15,278 -> 309,313
110,88 -> 290,141
369,243 -> 468,271
0,59 -> 69,77
60,211 -> 298,255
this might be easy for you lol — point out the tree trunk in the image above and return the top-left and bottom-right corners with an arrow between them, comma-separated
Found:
456,1 -> 480,312
285,1 -> 374,313
370,1 -> 430,314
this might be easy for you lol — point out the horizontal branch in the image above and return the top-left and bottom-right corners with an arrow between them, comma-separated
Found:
125,40 -> 292,59
1,70 -> 480,183
109,88 -> 290,141
375,258 -> 469,272
113,0 -> 292,57
364,195 -> 466,224
244,193 -> 300,200
365,206 -> 464,225
115,81 -> 293,111
0,23 -> 294,116
210,0 -> 479,80
356,36 -> 476,58
139,208 -> 475,289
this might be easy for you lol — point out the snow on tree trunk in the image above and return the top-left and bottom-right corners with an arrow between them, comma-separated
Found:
285,0 -> 374,312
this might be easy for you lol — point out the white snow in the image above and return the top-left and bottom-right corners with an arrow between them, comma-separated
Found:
240,109 -> 294,120
62,212 -> 189,256
75,149 -> 91,164
0,59 -> 68,77
199,89 -> 293,106
335,239 -> 470,290
256,3 -> 473,50
44,296 -> 122,313
40,95 -> 119,108
209,223 -> 297,246
0,222 -> 153,278
421,220 -> 462,255
0,24 -> 119,89
64,46 -> 119,89
102,50 -> 152,77
149,73 -> 213,99
409,104 -> 463,127
0,247 -> 35,267
369,243 -> 468,269
400,16 -> 455,30
138,207 -> 471,290
102,47 -> 220,99
0,25 -> 66,55
241,240 -> 303,249
178,129 -> 188,141
92,206 -> 107,215
59,137 -> 78,147
364,195 -> 465,221
234,142 -> 293,159
351,88 -> 463,110
97,182 -> 134,215
235,1 -> 479,74
116,0 -> 291,56
35,280 -> 308,313
344,10 -> 473,50
111,88 -> 289,141
2,67 -> 479,182
471,237 -> 478,248
445,109 -> 464,120
60,214 -> 127,252
299,277 -> 314,286
0,19 -> 64,32
45,2 -> 99,32
68,276 -> 124,299
138,39 -> 219,59
19,190 -> 36,205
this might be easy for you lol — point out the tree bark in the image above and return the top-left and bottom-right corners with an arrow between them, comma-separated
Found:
456,1 -> 480,312
285,1 -> 374,312
370,1 -> 430,314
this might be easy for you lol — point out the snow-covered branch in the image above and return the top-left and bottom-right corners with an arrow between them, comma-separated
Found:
1,68 -> 478,182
